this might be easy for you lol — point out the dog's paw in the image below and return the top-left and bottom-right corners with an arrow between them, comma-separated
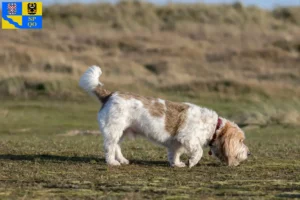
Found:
188,159 -> 197,168
107,160 -> 121,166
172,162 -> 186,168
119,158 -> 130,165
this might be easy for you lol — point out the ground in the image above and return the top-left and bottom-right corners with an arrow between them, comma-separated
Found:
0,99 -> 299,200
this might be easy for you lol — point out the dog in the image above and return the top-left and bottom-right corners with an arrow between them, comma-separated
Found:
79,66 -> 250,168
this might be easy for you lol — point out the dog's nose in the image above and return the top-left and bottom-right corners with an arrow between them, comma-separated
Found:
247,152 -> 251,156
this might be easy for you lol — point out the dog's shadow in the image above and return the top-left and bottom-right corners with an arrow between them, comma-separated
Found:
0,154 -> 170,167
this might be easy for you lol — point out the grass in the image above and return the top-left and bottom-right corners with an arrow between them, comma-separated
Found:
0,98 -> 300,199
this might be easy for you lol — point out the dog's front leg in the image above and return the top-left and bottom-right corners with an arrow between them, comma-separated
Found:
168,147 -> 186,167
187,145 -> 203,168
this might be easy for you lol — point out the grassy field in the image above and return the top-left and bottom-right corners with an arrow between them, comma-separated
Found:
0,98 -> 299,199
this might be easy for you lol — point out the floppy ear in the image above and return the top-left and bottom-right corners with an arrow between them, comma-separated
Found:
222,135 -> 235,166
219,123 -> 236,166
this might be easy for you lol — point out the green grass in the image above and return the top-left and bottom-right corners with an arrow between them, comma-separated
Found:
0,99 -> 300,199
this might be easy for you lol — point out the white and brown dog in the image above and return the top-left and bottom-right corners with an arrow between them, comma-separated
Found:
79,66 -> 250,168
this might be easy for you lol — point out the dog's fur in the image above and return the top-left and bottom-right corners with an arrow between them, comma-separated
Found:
79,66 -> 250,168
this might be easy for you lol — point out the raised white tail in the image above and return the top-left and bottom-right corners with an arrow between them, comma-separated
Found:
79,65 -> 103,96
79,66 -> 112,103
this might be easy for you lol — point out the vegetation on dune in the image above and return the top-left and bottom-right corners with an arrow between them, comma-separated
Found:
1,2 -> 300,97
42,1 -> 300,28
1,2 -> 300,125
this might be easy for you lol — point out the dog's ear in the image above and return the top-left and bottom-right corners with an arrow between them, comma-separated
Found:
222,137 -> 235,166
218,122 -> 239,166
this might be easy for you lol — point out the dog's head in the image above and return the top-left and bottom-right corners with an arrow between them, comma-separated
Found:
209,120 -> 250,166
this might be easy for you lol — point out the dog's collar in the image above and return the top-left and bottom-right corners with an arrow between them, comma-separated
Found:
209,117 -> 222,147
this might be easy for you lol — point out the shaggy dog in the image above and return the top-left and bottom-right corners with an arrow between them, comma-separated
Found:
79,66 -> 250,168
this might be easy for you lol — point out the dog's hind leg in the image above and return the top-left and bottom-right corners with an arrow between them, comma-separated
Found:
103,133 -> 130,165
103,133 -> 121,166
115,144 -> 129,165
99,120 -> 125,166
102,129 -> 130,166
98,107 -> 129,166
115,133 -> 129,164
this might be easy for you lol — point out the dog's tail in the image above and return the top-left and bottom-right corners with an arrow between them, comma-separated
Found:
79,65 -> 112,103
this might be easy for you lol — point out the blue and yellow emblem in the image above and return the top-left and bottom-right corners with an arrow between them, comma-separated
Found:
2,2 -> 42,29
